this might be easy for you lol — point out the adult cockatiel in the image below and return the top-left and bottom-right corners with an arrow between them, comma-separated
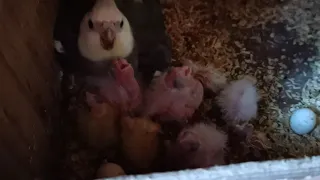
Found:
53,0 -> 136,76
54,0 -> 172,86
54,0 -> 143,113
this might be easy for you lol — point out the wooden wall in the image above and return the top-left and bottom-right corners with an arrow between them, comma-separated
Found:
0,0 -> 60,179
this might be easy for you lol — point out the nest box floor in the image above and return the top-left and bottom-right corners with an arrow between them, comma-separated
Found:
58,0 -> 320,179
163,0 -> 320,159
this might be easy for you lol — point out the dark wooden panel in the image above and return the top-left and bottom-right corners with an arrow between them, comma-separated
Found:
0,55 -> 48,178
0,0 -> 60,179
0,106 -> 37,177
0,0 -> 56,113
0,141 -> 33,180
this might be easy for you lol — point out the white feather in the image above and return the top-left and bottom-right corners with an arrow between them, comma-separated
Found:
78,0 -> 134,61
216,77 -> 259,124
54,40 -> 65,53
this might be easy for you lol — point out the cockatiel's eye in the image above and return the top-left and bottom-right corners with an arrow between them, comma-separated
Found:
120,20 -> 124,28
88,19 -> 94,30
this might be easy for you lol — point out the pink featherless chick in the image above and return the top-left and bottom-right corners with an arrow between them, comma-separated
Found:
183,60 -> 227,93
165,122 -> 227,169
143,65 -> 204,123
86,58 -> 142,112
216,76 -> 260,133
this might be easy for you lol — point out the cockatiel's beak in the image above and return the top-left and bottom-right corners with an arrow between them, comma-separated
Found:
92,20 -> 122,50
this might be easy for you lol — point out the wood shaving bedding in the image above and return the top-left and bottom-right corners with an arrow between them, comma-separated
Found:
163,0 -> 320,161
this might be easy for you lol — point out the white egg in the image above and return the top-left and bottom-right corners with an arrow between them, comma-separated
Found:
290,108 -> 317,135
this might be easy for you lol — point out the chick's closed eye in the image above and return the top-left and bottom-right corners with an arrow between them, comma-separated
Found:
88,19 -> 94,30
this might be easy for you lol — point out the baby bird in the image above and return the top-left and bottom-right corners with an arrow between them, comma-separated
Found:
86,58 -> 142,113
54,0 -> 136,76
120,116 -> 161,172
77,92 -> 120,150
143,66 -> 204,123
165,123 -> 227,170
216,76 -> 259,126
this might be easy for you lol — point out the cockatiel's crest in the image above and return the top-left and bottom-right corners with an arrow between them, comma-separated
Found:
78,0 -> 134,61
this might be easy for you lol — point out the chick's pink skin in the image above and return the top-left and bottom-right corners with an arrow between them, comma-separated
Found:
113,59 -> 141,107
144,66 -> 204,122
95,59 -> 141,112
166,123 -> 227,169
